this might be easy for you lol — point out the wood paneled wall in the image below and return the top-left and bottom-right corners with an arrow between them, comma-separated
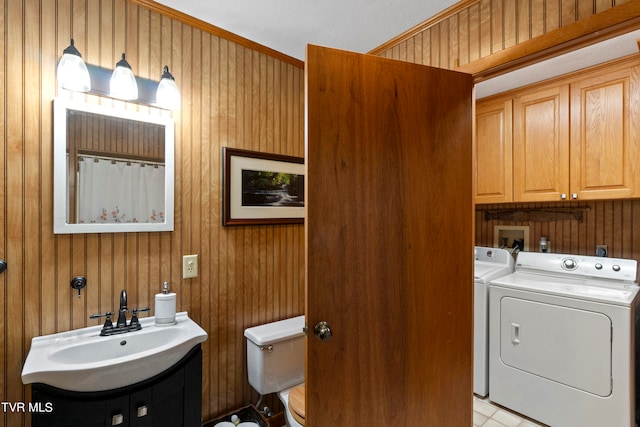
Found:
476,201 -> 640,278
0,0 -> 304,425
3,0 -> 639,425
374,0 -> 632,69
374,1 -> 640,269
68,112 -> 166,160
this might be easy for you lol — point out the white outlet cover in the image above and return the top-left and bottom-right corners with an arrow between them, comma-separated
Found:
182,254 -> 198,279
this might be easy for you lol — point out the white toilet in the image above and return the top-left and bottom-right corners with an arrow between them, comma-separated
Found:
244,315 -> 306,427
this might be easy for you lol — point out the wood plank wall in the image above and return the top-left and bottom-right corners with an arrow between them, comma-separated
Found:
2,0 -> 638,425
375,0 -> 631,68
68,112 -> 166,161
0,0 -> 304,425
476,201 -> 640,270
375,0 -> 640,267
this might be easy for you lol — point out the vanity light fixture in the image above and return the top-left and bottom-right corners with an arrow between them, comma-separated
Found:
110,53 -> 139,101
156,66 -> 180,110
56,45 -> 180,110
56,39 -> 91,92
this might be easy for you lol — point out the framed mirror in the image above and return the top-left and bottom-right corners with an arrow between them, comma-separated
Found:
53,98 -> 174,233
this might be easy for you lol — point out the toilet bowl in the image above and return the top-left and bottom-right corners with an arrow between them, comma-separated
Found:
244,316 -> 306,427
278,384 -> 305,427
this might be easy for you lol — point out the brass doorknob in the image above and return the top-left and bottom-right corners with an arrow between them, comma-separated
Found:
314,321 -> 333,341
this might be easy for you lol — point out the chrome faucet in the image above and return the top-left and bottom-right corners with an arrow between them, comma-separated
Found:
90,289 -> 150,336
117,289 -> 128,327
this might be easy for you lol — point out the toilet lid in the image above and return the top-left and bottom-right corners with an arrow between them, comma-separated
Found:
288,383 -> 306,426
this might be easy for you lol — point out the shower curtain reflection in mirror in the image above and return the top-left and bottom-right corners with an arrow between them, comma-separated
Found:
74,155 -> 165,224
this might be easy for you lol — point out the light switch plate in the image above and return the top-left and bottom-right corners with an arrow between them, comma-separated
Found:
182,254 -> 198,279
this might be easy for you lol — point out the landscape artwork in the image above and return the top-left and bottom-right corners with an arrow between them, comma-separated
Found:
223,147 -> 305,225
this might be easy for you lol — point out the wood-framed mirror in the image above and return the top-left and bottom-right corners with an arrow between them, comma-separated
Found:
53,98 -> 175,233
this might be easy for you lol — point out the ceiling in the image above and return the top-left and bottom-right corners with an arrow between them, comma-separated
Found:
476,29 -> 640,98
153,0 -> 459,61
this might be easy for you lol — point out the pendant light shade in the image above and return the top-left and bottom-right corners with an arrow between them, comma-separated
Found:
110,53 -> 138,100
156,66 -> 180,110
57,39 -> 91,92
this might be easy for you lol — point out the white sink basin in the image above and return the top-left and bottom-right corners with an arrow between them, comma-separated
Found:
21,312 -> 207,392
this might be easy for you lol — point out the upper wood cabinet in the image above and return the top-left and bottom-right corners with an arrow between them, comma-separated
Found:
513,84 -> 570,202
569,63 -> 640,200
474,55 -> 640,204
474,98 -> 513,203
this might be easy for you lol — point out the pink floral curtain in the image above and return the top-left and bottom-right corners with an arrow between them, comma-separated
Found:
77,156 -> 165,224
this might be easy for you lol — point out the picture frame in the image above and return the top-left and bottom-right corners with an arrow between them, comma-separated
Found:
222,147 -> 305,226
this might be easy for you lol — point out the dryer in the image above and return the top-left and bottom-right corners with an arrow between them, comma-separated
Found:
489,252 -> 639,427
474,246 -> 514,396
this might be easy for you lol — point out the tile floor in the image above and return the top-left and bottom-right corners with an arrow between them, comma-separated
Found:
272,396 -> 548,426
473,396 -> 546,427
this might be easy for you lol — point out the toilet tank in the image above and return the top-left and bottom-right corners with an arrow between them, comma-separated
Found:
244,315 -> 305,395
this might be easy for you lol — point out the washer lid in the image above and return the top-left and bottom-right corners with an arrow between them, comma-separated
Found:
474,262 -> 514,283
474,247 -> 515,282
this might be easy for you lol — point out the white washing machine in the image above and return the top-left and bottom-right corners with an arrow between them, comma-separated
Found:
489,252 -> 639,427
474,246 -> 514,397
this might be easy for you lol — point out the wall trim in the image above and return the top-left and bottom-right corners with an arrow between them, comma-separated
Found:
369,0 -> 640,82
460,1 -> 640,80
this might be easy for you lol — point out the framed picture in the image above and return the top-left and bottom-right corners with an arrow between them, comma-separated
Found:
223,147 -> 305,226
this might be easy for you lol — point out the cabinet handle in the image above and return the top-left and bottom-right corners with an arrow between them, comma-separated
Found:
571,193 -> 578,199
137,405 -> 148,417
112,413 -> 124,425
560,193 -> 567,200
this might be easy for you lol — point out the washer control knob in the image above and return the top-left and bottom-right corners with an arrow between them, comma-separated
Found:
612,265 -> 621,272
595,263 -> 603,270
562,258 -> 577,270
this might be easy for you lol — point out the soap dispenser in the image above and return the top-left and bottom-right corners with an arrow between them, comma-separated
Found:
155,281 -> 176,326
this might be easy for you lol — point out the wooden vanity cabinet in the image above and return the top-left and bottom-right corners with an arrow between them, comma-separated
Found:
30,345 -> 202,427
474,55 -> 640,203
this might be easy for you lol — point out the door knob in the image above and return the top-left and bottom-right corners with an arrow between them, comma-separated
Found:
314,321 -> 333,341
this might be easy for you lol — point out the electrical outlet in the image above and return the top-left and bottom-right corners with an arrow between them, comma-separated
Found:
596,245 -> 608,257
182,254 -> 198,279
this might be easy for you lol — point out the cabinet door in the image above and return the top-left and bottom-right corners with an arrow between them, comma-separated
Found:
570,64 -> 640,199
513,85 -> 570,201
474,97 -> 513,203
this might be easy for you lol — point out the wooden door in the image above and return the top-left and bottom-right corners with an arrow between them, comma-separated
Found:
474,97 -> 513,203
513,84 -> 570,202
305,45 -> 473,426
570,62 -> 640,200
